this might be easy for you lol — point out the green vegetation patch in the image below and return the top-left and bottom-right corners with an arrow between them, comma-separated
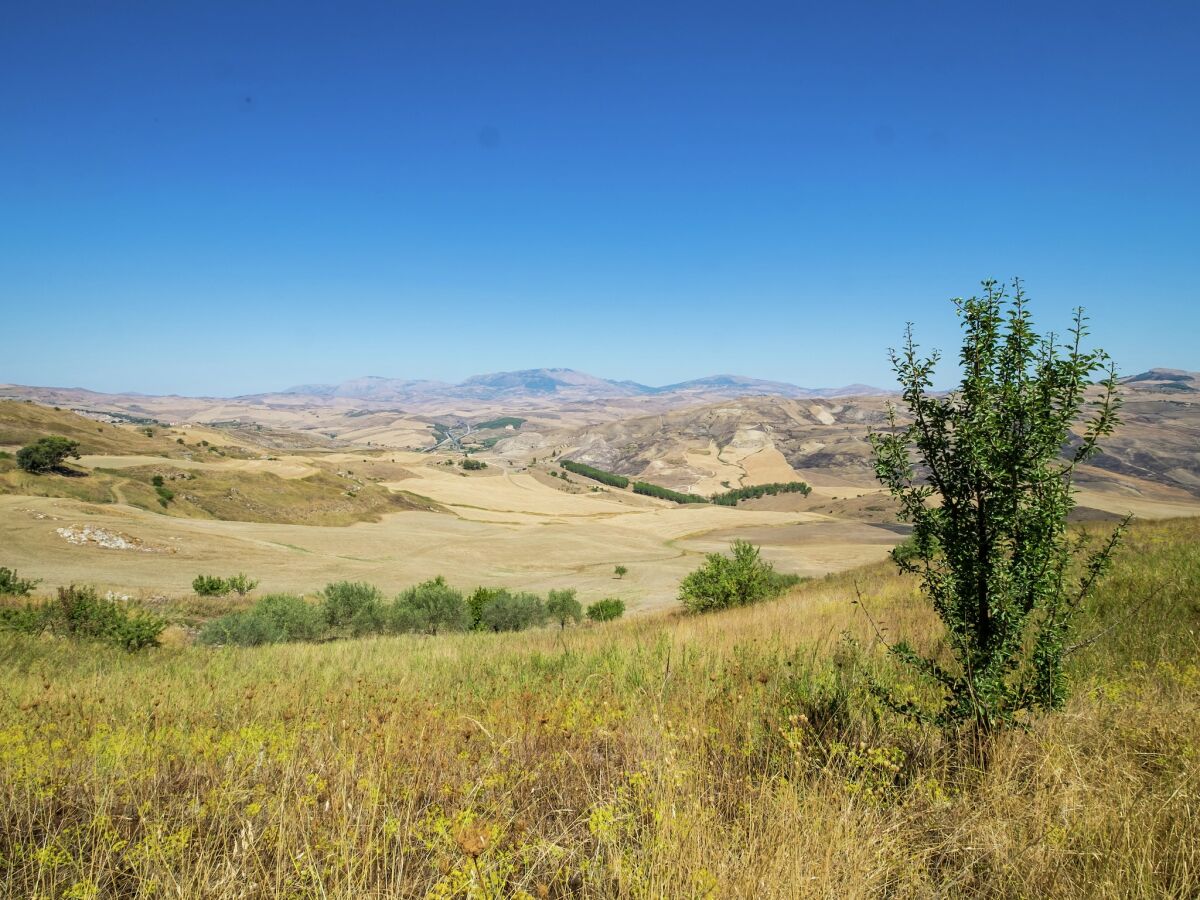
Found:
632,481 -> 708,504
560,459 -> 629,488
710,480 -> 811,506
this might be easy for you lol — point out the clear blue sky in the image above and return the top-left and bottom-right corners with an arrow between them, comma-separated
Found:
2,1 -> 1197,395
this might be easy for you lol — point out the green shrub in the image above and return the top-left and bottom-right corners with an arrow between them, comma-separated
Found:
586,598 -> 625,622
546,588 -> 583,629
390,577 -> 471,635
679,540 -> 787,613
461,458 -> 487,470
321,581 -> 383,627
199,594 -> 325,646
16,436 -> 81,474
0,566 -> 39,597
559,460 -> 630,488
0,585 -> 165,651
225,573 -> 259,597
480,591 -> 547,632
614,565 -> 628,579
192,575 -> 230,597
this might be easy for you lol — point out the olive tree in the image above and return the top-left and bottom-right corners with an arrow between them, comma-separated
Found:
868,279 -> 1125,740
17,437 -> 80,474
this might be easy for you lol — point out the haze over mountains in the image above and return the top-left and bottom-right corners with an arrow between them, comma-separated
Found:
279,368 -> 888,404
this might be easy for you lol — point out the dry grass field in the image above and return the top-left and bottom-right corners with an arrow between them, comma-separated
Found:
1,517 -> 1197,898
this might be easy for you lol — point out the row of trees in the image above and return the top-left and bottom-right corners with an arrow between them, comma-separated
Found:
632,481 -> 709,504
558,459 -> 629,488
555,461 -> 808,509
199,578 -> 626,646
710,480 -> 811,506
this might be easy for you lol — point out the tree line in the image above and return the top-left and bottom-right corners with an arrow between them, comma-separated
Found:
632,481 -> 709,504
710,481 -> 811,506
559,459 -> 629,488
199,579 -> 626,647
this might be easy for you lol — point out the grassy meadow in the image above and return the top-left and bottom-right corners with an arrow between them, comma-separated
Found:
1,518 -> 1198,898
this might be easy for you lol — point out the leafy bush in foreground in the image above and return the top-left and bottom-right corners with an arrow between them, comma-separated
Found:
0,585 -> 165,651
199,594 -> 325,646
679,540 -> 790,613
586,598 -> 625,622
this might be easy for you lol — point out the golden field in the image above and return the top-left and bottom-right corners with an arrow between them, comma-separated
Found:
1,518 -> 1197,898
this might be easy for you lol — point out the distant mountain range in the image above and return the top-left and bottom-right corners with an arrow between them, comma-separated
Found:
279,368 -> 889,403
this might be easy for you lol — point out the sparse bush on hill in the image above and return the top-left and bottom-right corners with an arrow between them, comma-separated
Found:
586,597 -> 625,622
679,539 -> 792,613
16,436 -> 81,474
0,566 -> 39,596
614,565 -> 627,579
868,280 -> 1125,741
460,457 -> 487,470
632,481 -> 708,504
559,460 -> 629,488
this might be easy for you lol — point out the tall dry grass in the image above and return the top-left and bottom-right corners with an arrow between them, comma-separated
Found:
1,519 -> 1198,898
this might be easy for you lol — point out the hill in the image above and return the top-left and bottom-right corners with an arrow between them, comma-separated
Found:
279,368 -> 889,404
494,380 -> 1200,519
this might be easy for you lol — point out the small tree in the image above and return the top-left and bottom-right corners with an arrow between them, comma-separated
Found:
545,588 -> 583,629
678,540 -> 777,613
586,598 -> 625,622
614,565 -> 628,579
868,279 -> 1125,741
16,437 -> 80,474
226,573 -> 260,597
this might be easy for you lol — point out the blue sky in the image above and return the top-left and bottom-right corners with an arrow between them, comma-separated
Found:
2,1 -> 1197,395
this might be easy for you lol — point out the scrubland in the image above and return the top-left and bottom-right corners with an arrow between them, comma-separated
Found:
1,518 -> 1197,898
